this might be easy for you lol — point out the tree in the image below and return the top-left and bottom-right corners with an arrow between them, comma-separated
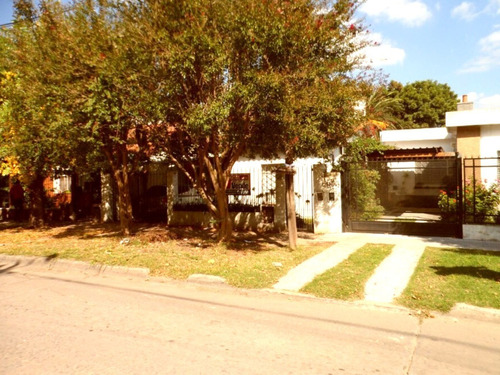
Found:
0,0 -> 80,226
137,0 -> 369,245
1,0 -> 155,233
60,0 -> 157,235
2,0 -> 371,244
389,80 -> 458,128
355,81 -> 402,137
339,137 -> 390,221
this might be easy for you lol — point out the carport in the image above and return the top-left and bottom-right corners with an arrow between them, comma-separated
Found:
342,147 -> 462,238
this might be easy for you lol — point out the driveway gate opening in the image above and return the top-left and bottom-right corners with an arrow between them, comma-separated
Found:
342,152 -> 462,237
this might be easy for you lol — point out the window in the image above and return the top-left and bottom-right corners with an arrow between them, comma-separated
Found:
177,171 -> 194,195
53,175 -> 71,194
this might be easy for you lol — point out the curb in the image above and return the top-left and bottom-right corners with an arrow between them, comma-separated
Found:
449,303 -> 500,322
2,254 -> 499,322
268,287 -> 500,321
0,254 -> 150,278
187,274 -> 228,285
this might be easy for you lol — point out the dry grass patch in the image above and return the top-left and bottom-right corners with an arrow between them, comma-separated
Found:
0,222 -> 333,289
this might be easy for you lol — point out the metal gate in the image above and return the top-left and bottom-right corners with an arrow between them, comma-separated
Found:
462,157 -> 500,224
342,155 -> 463,238
293,164 -> 314,232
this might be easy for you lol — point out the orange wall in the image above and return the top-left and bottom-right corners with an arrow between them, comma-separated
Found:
457,126 -> 481,181
456,126 -> 481,158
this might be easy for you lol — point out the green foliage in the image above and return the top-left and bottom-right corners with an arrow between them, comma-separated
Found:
350,168 -> 384,220
136,0 -> 371,239
1,0 -> 372,238
341,137 -> 391,165
437,190 -> 458,222
438,180 -> 500,223
339,138 -> 389,220
357,81 -> 402,135
389,79 -> 458,128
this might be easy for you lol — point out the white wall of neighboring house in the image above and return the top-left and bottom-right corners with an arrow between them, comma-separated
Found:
378,106 -> 500,241
480,125 -> 500,159
479,126 -> 500,185
446,108 -> 500,187
380,127 -> 456,152
446,108 -> 500,128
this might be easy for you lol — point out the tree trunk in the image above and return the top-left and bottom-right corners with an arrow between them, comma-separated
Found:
28,174 -> 46,228
215,186 -> 233,242
113,168 -> 133,236
104,144 -> 134,236
285,166 -> 297,250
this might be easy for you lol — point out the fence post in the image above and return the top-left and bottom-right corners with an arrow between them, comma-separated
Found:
457,156 -> 463,238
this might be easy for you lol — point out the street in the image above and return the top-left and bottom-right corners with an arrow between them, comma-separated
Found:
1,258 -> 499,375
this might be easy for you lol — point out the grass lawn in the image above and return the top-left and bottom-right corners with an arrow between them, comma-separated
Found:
397,247 -> 500,312
300,244 -> 393,300
0,222 -> 333,289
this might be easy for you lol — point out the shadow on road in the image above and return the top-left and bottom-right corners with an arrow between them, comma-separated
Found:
0,260 -> 20,274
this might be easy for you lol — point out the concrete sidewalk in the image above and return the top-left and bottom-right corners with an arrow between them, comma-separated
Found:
273,233 -> 500,304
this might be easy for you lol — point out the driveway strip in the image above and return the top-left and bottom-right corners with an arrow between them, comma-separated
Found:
364,239 -> 426,303
272,239 -> 367,291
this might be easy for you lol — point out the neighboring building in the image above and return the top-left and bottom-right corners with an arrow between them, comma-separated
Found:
446,95 -> 500,185
377,95 -> 500,241
380,95 -> 500,186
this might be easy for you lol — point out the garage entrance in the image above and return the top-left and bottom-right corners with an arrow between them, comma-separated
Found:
342,148 -> 462,238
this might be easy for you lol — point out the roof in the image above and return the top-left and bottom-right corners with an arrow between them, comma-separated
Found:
367,147 -> 458,161
380,127 -> 452,142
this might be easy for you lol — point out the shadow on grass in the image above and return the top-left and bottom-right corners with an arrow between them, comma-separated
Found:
45,253 -> 59,261
431,266 -> 500,282
439,248 -> 500,257
6,219 -> 305,253
136,225 -> 290,253
51,221 -> 123,239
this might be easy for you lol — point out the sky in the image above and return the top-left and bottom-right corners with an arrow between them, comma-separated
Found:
357,0 -> 500,108
1,0 -> 500,109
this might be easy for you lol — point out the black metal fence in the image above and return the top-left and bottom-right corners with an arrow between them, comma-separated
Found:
462,157 -> 500,224
174,166 -> 314,232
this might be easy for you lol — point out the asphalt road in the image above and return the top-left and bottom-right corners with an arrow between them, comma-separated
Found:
1,258 -> 499,375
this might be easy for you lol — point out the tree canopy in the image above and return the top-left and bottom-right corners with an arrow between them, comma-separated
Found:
1,0 -> 371,242
389,79 -> 458,128
135,0 -> 369,243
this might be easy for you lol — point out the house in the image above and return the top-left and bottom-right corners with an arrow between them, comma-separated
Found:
377,95 -> 500,241
164,152 -> 344,234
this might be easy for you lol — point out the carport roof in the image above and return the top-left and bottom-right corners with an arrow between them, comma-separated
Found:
367,147 -> 458,161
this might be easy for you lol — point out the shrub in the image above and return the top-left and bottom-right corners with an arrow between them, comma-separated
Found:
351,168 -> 384,220
438,180 -> 500,223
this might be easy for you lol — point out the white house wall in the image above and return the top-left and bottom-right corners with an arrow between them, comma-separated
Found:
167,156 -> 343,233
479,125 -> 500,186
381,127 -> 456,152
